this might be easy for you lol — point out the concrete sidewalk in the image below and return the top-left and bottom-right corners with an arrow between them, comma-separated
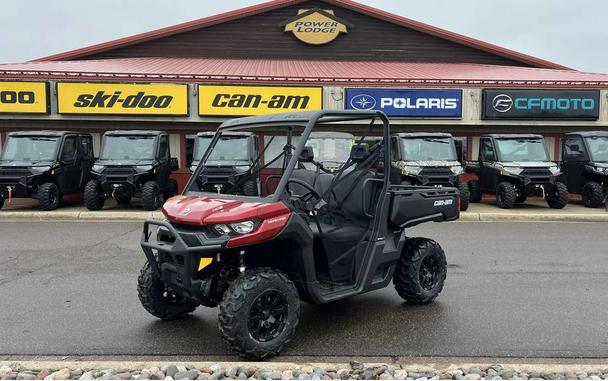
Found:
0,197 -> 606,222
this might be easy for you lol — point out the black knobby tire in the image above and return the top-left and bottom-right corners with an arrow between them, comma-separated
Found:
0,196 -> 4,210
468,180 -> 482,203
496,181 -> 516,209
141,181 -> 160,211
84,180 -> 104,211
163,179 -> 178,201
218,268 -> 300,360
581,181 -> 604,208
115,194 -> 131,205
457,182 -> 470,211
137,261 -> 197,320
546,181 -> 569,209
393,238 -> 447,305
37,182 -> 60,211
242,179 -> 258,196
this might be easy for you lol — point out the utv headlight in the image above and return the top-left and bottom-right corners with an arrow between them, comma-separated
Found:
229,220 -> 256,234
502,166 -> 523,175
549,166 -> 562,175
450,165 -> 464,175
213,224 -> 232,235
594,167 -> 607,173
402,166 -> 422,176
136,165 -> 153,171
31,166 -> 51,174
92,164 -> 105,173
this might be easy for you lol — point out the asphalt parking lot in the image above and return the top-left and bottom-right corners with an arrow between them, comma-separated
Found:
0,220 -> 606,359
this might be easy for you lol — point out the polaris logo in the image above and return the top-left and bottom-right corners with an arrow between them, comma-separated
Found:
433,199 -> 453,207
381,97 -> 459,110
73,91 -> 174,109
211,94 -> 310,110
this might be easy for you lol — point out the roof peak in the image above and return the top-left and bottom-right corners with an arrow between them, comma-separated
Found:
32,0 -> 570,70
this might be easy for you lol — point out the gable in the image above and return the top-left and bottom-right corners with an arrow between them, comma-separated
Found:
76,0 -> 533,67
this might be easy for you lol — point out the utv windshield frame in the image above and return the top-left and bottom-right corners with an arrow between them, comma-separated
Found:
99,134 -> 159,161
185,110 -> 390,203
584,135 -> 608,163
399,136 -> 457,162
494,137 -> 550,162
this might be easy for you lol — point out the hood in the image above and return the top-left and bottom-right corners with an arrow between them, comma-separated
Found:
501,161 -> 556,167
95,159 -> 154,166
0,160 -> 55,168
163,195 -> 290,226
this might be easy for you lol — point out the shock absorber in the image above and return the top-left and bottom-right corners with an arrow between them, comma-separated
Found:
238,250 -> 246,273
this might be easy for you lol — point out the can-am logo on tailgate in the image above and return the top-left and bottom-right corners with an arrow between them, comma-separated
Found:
281,9 -> 350,45
434,199 -> 453,207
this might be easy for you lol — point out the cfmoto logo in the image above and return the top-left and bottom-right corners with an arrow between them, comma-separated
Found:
492,94 -> 513,113
350,94 -> 376,110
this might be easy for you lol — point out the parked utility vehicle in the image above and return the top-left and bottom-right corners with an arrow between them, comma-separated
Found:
84,131 -> 178,211
190,131 -> 260,196
560,131 -> 608,208
0,131 -> 93,210
300,131 -> 354,172
467,134 -> 567,209
391,132 -> 470,211
137,111 -> 459,360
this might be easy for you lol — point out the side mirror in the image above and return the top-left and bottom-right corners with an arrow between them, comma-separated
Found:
299,146 -> 315,163
454,137 -> 467,164
170,157 -> 179,171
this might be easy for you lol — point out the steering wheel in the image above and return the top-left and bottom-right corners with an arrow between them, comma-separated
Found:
285,178 -> 322,204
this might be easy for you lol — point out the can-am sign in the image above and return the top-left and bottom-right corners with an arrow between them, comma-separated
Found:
282,9 -> 350,45
482,89 -> 600,120
345,88 -> 462,117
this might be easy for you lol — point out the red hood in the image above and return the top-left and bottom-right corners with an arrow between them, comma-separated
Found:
162,195 -> 290,225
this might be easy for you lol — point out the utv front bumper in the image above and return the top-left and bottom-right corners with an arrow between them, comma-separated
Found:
141,219 -> 228,300
0,173 -> 35,198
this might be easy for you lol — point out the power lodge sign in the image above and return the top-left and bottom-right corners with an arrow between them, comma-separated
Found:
282,9 -> 350,45
198,85 -> 322,116
57,82 -> 188,115
0,81 -> 49,114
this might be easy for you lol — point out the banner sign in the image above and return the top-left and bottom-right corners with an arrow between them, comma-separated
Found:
198,85 -> 322,116
345,88 -> 462,118
57,82 -> 188,115
482,89 -> 600,120
0,81 -> 49,114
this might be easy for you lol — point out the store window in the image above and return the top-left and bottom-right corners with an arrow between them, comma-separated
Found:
186,135 -> 196,167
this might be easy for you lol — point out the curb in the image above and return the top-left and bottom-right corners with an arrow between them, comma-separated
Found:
0,211 -> 164,221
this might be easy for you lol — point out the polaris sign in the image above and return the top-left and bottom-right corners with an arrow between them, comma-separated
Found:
482,89 -> 600,120
345,88 -> 462,118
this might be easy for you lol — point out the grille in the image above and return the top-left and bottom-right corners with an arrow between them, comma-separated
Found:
0,169 -> 29,177
521,168 -> 552,176
420,167 -> 453,176
103,167 -> 135,175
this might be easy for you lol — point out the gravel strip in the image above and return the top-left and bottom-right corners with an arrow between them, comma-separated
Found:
1,362 -> 608,380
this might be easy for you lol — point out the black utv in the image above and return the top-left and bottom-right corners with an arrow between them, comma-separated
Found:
0,131 -> 94,210
190,131 -> 260,196
390,133 -> 470,211
467,134 -> 567,209
84,131 -> 178,211
137,110 -> 459,360
561,131 -> 608,208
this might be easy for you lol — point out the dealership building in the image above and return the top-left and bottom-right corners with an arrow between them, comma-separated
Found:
1,0 -> 608,188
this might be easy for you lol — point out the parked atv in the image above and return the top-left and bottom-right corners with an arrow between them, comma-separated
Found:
466,134 -> 567,209
300,131 -> 354,172
84,131 -> 178,211
560,131 -> 608,208
137,110 -> 459,360
391,132 -> 470,211
0,131 -> 94,210
190,131 -> 260,196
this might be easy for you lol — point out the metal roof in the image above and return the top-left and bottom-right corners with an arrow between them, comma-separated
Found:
196,131 -> 253,137
1,58 -> 606,87
7,130 -> 87,137
565,131 -> 608,137
31,0 -> 568,70
104,130 -> 165,136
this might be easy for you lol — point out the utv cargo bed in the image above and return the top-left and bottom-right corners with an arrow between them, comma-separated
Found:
387,185 -> 459,228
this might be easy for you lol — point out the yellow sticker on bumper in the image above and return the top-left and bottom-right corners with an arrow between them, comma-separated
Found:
198,258 -> 213,271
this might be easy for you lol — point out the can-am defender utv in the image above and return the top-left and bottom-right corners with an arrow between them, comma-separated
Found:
138,111 -> 459,360
84,131 -> 178,211
466,134 -> 567,209
560,131 -> 608,208
390,132 -> 470,211
0,131 -> 94,210
190,131 -> 260,196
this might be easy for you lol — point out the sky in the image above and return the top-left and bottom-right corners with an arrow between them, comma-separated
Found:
1,0 -> 606,72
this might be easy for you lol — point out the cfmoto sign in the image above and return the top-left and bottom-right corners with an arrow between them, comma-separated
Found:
483,89 -> 600,120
